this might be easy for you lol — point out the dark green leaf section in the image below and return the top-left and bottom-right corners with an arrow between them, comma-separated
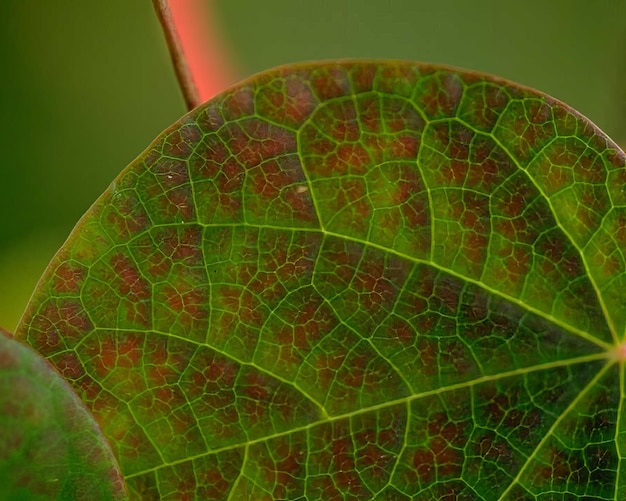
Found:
16,62 -> 626,498
0,327 -> 126,500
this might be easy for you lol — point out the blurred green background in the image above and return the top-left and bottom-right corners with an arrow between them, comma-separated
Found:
1,0 -> 625,330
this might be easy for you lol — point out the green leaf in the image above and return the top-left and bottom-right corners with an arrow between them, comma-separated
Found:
16,61 -> 626,499
0,327 -> 126,500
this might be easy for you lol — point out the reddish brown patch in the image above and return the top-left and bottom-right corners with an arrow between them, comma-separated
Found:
242,119 -> 297,165
190,135 -> 230,178
222,86 -> 255,120
273,446 -> 305,499
77,373 -> 101,401
413,447 -> 436,482
358,95 -> 382,133
53,262 -> 86,294
340,350 -> 368,389
417,72 -> 464,119
91,336 -> 117,378
300,125 -> 335,160
111,253 -> 147,297
476,431 -> 515,467
116,333 -> 143,369
242,371 -> 272,402
311,66 -> 351,100
389,317 -> 415,345
440,340 -> 473,376
152,158 -> 189,189
430,436 -> 461,476
503,246 -> 531,284
330,100 -> 360,142
162,123 -> 201,159
313,351 -> 346,390
350,64 -> 377,93
29,299 -> 92,355
540,447 -> 572,481
51,351 -> 85,380
417,337 -> 437,376
282,75 -> 317,125
104,191 -> 149,240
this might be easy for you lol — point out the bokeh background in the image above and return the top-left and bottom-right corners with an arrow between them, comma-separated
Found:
1,0 -> 625,330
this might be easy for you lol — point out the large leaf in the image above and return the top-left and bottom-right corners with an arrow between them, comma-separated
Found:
0,327 -> 126,499
16,61 -> 626,499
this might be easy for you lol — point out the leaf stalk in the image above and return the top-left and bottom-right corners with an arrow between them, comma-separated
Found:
152,0 -> 201,110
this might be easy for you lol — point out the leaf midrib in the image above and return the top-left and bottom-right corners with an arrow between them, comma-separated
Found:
122,346 -> 611,480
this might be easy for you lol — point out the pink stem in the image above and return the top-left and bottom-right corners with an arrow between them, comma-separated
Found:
163,0 -> 237,107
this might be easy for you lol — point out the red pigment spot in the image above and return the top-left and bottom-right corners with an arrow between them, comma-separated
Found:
116,333 -> 143,369
387,134 -> 419,160
326,100 -> 359,142
439,340 -> 472,376
218,157 -> 244,188
430,436 -> 462,476
469,149 -> 509,192
503,246 -> 530,282
301,125 -> 335,158
93,336 -> 117,378
78,374 -> 101,401
402,195 -> 429,230
354,260 -> 397,310
53,262 -> 86,294
350,64 -> 376,93
283,75 -> 317,125
161,186 -> 195,221
540,447 -> 571,481
162,124 -> 201,159
614,212 -> 626,246
222,86 -> 254,120
273,447 -> 305,499
413,448 -> 435,482
242,371 -> 272,402
314,351 -> 346,390
418,72 -> 464,119
191,135 -> 229,178
30,299 -> 92,354
243,120 -> 296,164
339,357 -> 366,390
105,193 -> 149,240
283,187 -> 317,223
336,177 -> 369,215
166,226 -> 202,263
386,317 -> 415,346
195,460 -> 233,498
358,95 -> 382,133
331,142 -> 372,176
256,75 -> 316,129
476,431 -> 514,467
111,252 -> 149,299
311,66 -> 351,101
152,158 -> 189,188
145,343 -> 182,386
52,351 -> 85,380
417,337 -> 437,376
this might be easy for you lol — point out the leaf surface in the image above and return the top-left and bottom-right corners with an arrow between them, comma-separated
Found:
0,327 -> 126,500
16,61 -> 626,499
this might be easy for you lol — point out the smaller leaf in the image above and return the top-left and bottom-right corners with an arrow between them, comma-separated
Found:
0,327 -> 126,500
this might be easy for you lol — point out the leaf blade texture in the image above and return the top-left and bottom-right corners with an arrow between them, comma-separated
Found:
0,327 -> 126,500
16,61 -> 626,499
